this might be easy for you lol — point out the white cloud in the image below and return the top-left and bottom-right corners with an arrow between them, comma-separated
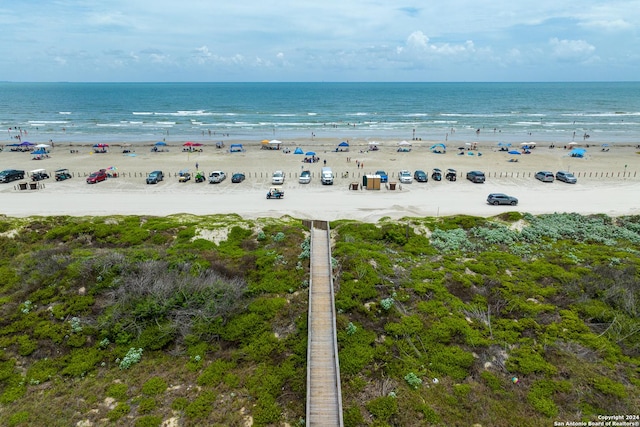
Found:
549,37 -> 596,62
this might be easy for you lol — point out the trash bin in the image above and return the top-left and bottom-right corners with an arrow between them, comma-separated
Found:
350,182 -> 359,190
388,182 -> 397,190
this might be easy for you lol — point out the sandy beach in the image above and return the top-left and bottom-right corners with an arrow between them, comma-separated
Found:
1,138 -> 639,221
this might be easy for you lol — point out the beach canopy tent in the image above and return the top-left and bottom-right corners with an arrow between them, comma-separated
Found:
230,144 -> 244,152
569,148 -> 586,158
293,147 -> 304,154
262,139 -> 282,150
430,143 -> 446,153
336,141 -> 350,152
20,141 -> 34,146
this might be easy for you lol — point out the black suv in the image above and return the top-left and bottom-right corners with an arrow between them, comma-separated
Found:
466,170 -> 486,183
0,169 -> 25,183
146,170 -> 164,184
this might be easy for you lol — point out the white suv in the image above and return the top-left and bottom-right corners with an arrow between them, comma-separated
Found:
272,170 -> 285,185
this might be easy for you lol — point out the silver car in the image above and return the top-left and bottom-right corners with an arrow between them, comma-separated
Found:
555,170 -> 577,184
535,171 -> 555,182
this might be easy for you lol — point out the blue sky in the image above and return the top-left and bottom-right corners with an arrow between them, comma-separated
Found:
1,0 -> 638,82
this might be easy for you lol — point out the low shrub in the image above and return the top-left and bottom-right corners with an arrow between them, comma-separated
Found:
185,390 -> 216,419
365,395 -> 398,421
142,377 -> 167,396
106,382 -> 129,401
107,402 -> 130,422
135,415 -> 163,427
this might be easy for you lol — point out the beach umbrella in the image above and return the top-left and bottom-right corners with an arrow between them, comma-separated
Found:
601,143 -> 610,147
192,143 -> 203,146
35,143 -> 50,148
155,141 -> 166,146
398,140 -> 411,146
183,141 -> 194,146
368,141 -> 379,146
31,149 -> 46,155
568,141 -> 578,146
305,151 -> 316,156
338,141 -> 349,147
269,139 -> 282,145
430,143 -> 446,151
497,142 -> 511,147
93,143 -> 109,148
508,150 -> 521,155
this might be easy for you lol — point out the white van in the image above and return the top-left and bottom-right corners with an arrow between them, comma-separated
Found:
321,167 -> 333,185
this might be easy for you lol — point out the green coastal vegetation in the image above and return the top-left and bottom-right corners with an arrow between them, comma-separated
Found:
0,212 -> 638,426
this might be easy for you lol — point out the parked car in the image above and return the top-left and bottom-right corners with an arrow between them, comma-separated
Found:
487,193 -> 518,206
86,169 -> 107,184
272,170 -> 285,185
398,170 -> 413,184
431,168 -> 442,181
414,170 -> 428,182
555,170 -> 577,184
55,168 -> 72,181
29,169 -> 49,181
375,170 -> 388,183
231,172 -> 245,183
0,169 -> 25,183
146,170 -> 164,184
299,170 -> 311,184
208,171 -> 226,184
466,170 -> 486,183
535,171 -> 555,182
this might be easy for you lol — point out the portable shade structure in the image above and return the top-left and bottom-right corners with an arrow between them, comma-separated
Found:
230,144 -> 244,152
398,140 -> 411,146
336,141 -> 349,152
155,141 -> 166,146
35,143 -> 50,149
497,142 -> 511,147
569,148 -> 586,158
305,151 -> 316,156
293,147 -> 304,154
508,150 -> 521,155
430,143 -> 446,153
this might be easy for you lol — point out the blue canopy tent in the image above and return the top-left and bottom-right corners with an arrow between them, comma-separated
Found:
230,144 -> 244,153
336,141 -> 349,152
569,148 -> 586,158
430,143 -> 446,154
293,147 -> 304,154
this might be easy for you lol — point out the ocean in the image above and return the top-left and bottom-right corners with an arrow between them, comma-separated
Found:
2,82 -> 639,145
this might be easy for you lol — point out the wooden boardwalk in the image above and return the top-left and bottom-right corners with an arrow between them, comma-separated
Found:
306,223 -> 344,427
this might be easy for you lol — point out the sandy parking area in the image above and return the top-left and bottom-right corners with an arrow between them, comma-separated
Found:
1,138 -> 639,221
